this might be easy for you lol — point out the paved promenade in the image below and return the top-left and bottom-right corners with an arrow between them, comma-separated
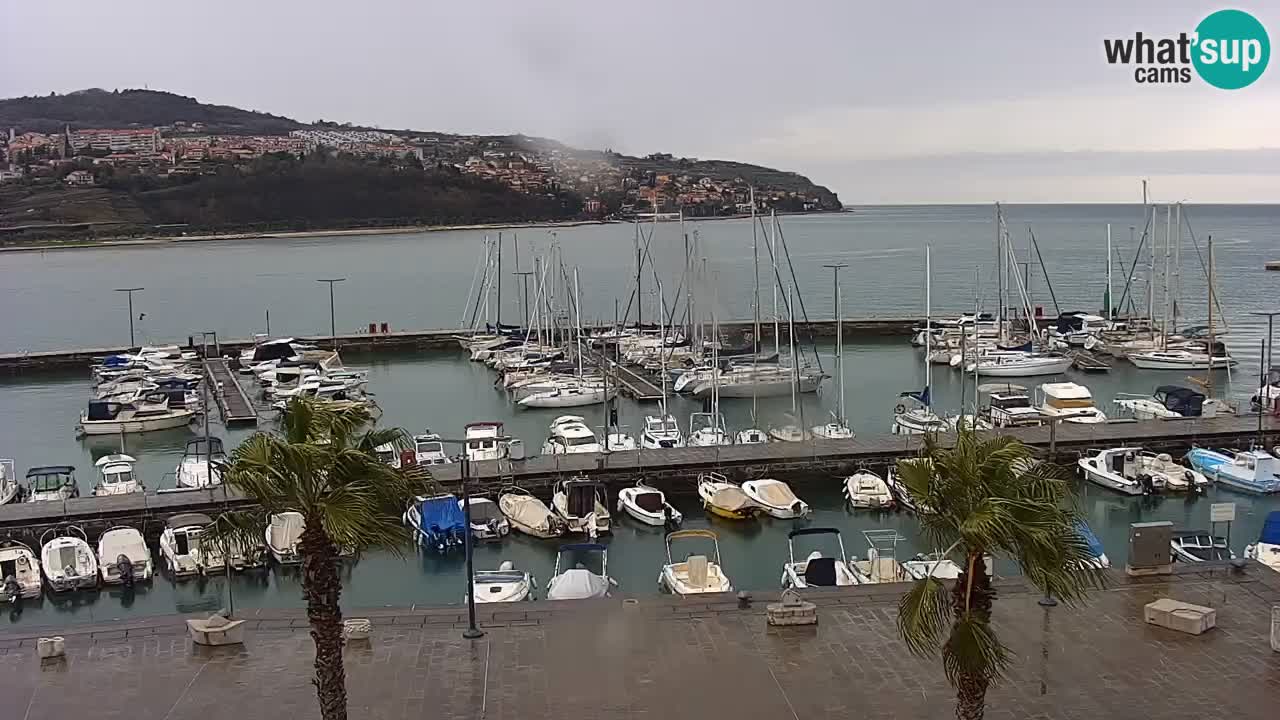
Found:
2,564 -> 1278,719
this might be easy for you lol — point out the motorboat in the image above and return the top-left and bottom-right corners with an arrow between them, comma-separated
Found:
175,437 -> 226,489
1244,511 -> 1280,574
0,458 -> 19,504
1077,447 -> 1209,495
78,394 -> 196,435
741,478 -> 809,519
982,386 -> 1044,428
464,421 -> 509,462
0,540 -> 42,600
1170,530 -> 1234,563
1128,348 -> 1236,370
92,454 -> 143,496
1186,447 -> 1280,494
160,513 -> 213,578
902,554 -> 964,580
1036,382 -> 1107,424
552,475 -> 611,536
545,543 -> 614,600
735,427 -> 769,445
97,527 -> 153,584
851,529 -> 910,584
687,412 -> 732,447
40,526 -> 98,592
25,465 -> 78,503
1113,385 -> 1231,421
404,494 -> 468,553
412,432 -> 452,465
891,393 -> 948,435
843,471 -> 895,509
972,353 -> 1072,377
659,529 -> 732,595
265,511 -> 305,564
884,464 -> 921,513
498,487 -> 566,538
616,480 -> 682,527
781,527 -> 866,588
460,496 -> 510,540
469,561 -> 533,603
641,414 -> 684,449
697,472 -> 760,519
541,416 -> 603,455
1075,521 -> 1110,569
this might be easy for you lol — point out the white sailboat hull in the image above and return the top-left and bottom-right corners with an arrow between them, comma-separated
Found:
975,357 -> 1072,377
79,410 -> 195,435
1127,353 -> 1236,370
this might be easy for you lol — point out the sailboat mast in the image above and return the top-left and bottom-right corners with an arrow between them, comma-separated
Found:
788,287 -> 798,416
771,210 -> 780,357
574,267 -> 583,378
750,194 -> 761,425
1162,204 -> 1172,348
1106,224 -> 1113,322
1148,204 -> 1156,330
1173,203 -> 1182,331
925,245 -> 932,402
1206,236 -> 1215,393
496,232 -> 503,327
994,203 -> 1004,343
634,221 -> 642,329
657,280 -> 668,418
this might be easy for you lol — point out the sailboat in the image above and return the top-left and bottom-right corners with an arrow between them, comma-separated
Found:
737,200 -> 769,446
641,281 -> 685,450
688,314 -> 732,446
894,245 -> 947,435
813,263 -> 853,439
769,287 -> 810,442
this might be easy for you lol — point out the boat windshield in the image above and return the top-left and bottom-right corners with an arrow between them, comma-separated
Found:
990,395 -> 1031,409
375,449 -> 397,464
416,441 -> 443,455
56,545 -> 78,569
661,419 -> 678,432
104,469 -> 134,485
30,472 -> 70,492
566,435 -> 598,447
466,500 -> 500,522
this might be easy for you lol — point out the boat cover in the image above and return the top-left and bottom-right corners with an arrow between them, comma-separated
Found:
417,496 -> 466,534
86,401 -> 124,421
1075,521 -> 1106,558
708,486 -> 755,512
500,494 -> 553,530
754,481 -> 799,507
1156,385 -> 1205,416
1259,511 -> 1280,545
633,491 -> 664,513
464,498 -> 502,523
547,568 -> 608,600
565,483 -> 598,517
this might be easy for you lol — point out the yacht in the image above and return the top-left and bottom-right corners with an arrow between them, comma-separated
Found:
693,365 -> 822,398
697,472 -> 760,520
735,427 -> 769,445
1186,447 -> 1280,494
1244,511 -> 1280,574
78,393 -> 196,435
1112,385 -> 1231,420
460,496 -> 510,540
552,475 -> 611,536
541,416 -> 602,455
616,481 -> 682,526
1128,347 -> 1236,370
781,528 -> 866,589
97,527 -> 153,584
175,437 -> 226,489
972,352 -> 1072,377
1036,382 -> 1107,424
40,526 -> 98,592
641,414 -> 684,449
92,454 -> 143,496
659,530 -> 732,595
602,427 -> 639,451
412,432 -> 452,465
159,513 -> 214,578
545,543 -> 614,600
1077,447 -> 1209,495
25,465 -> 78,503
983,387 -> 1044,428
741,478 -> 810,519
464,421 -> 509,462
517,381 -> 612,409
0,540 -> 42,600
497,487 -> 566,538
892,393 -> 949,435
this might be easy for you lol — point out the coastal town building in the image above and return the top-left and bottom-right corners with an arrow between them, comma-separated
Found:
63,169 -> 95,186
69,127 -> 160,154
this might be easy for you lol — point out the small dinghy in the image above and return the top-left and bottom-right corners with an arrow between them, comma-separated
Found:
404,494 -> 467,553
546,543 -> 615,600
843,471 -> 895,509
470,560 -> 533,603
0,539 -> 42,601
1170,530 -> 1234,563
93,454 -> 143,496
160,513 -> 213,578
97,526 -> 153,584
696,472 -> 760,520
40,526 -> 98,592
552,475 -> 611,536
266,511 -> 305,564
461,496 -> 511,540
1244,511 -> 1280,574
902,553 -> 964,580
498,487 -> 566,538
781,528 -> 865,588
659,530 -> 732,595
616,481 -> 682,527
741,478 -> 810,519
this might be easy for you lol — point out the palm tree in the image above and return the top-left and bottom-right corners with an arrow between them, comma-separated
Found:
203,398 -> 429,720
894,428 -> 1105,720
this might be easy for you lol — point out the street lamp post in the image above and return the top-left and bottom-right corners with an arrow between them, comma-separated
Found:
317,278 -> 346,349
1249,310 -> 1279,445
114,287 -> 144,347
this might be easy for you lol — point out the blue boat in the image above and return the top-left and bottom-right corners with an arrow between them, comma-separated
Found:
1186,447 -> 1280,494
403,494 -> 467,553
1245,511 -> 1280,573
1074,520 -> 1110,568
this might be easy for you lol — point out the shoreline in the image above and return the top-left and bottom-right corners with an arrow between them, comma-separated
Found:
0,209 -> 850,253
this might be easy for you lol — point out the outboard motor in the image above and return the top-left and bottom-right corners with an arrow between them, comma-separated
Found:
2,575 -> 20,604
116,554 -> 136,588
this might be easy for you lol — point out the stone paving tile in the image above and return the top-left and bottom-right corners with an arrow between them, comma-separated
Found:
0,566 -> 1277,719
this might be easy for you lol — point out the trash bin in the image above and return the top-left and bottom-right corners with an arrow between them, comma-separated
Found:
508,439 -> 525,461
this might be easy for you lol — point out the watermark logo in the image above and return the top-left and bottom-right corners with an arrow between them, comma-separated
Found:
1104,8 -> 1270,88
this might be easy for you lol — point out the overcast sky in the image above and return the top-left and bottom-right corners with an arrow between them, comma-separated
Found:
4,1 -> 1277,203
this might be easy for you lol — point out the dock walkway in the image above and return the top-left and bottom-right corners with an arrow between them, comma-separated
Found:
589,350 -> 664,401
203,358 -> 258,425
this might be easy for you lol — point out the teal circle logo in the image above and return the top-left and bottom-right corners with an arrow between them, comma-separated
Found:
1193,9 -> 1270,89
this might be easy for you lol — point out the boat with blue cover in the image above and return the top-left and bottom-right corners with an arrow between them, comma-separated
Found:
1245,511 -> 1280,574
1075,520 -> 1110,568
1185,447 -> 1280,494
403,493 -> 467,553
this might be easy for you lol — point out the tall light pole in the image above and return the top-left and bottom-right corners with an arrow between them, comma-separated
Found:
317,278 -> 345,349
1250,310 -> 1279,445
437,435 -> 508,640
114,287 -> 144,347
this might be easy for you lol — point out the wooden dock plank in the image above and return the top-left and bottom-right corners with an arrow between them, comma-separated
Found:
204,358 -> 258,425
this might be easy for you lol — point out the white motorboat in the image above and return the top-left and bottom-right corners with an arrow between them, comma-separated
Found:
843,471 -> 895,509
552,475 -> 611,536
901,554 -> 965,580
1128,349 -> 1236,370
0,540 -> 42,600
983,386 -> 1044,428
616,481 -> 682,527
1186,447 -> 1280,494
0,458 -> 19,505
697,472 -> 761,520
541,416 -> 602,455
972,352 -> 1072,377
517,382 -> 612,409
469,561 -> 533,603
687,412 -> 732,447
1243,511 -> 1280,574
92,454 -> 143,496
1036,382 -> 1107,424
24,465 -> 78,503
741,478 -> 809,519
1170,530 -> 1234,563
265,511 -> 305,564
891,395 -> 948,435
1113,385 -> 1231,420
159,512 -> 213,579
641,414 -> 684,449
498,487 -> 566,538
781,528 -> 866,588
412,431 -> 452,465
464,421 -> 509,462
175,437 -> 226,489
602,429 -> 638,451
735,427 -> 768,445
461,496 -> 510,540
40,526 -> 98,592
659,529 -> 732,595
851,529 -> 911,584
97,527 -> 153,584
545,543 -> 614,600
701,365 -> 822,398
1077,447 -> 1209,495
78,393 -> 196,435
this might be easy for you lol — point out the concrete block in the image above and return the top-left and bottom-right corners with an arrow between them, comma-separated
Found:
767,590 -> 817,627
37,637 -> 65,659
1271,605 -> 1280,653
1144,598 -> 1216,635
1126,563 -> 1173,577
187,616 -> 246,646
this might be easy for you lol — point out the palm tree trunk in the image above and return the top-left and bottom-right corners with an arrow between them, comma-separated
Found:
951,554 -> 995,720
300,524 -> 347,720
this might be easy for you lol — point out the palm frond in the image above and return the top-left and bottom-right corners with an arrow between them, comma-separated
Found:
198,509 -> 268,557
942,614 -> 1011,685
897,577 -> 952,657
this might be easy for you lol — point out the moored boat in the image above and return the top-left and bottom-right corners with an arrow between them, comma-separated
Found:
265,511 -> 305,564
552,475 -> 611,536
0,540 -> 42,600
659,529 -> 732,595
470,561 -> 533,603
545,543 -> 614,600
1186,447 -> 1280,494
616,480 -> 682,527
93,454 -> 143,496
1244,511 -> 1280,574
843,471 -> 895,509
696,472 -> 760,519
781,528 -> 866,589
741,478 -> 810,519
497,487 -> 566,538
97,527 -> 153,584
40,526 -> 98,592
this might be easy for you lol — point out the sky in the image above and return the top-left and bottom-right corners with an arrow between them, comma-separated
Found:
3,1 -> 1278,203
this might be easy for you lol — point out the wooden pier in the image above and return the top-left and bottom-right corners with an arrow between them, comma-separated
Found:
589,350 -> 664,401
0,487 -> 254,538
203,358 -> 259,425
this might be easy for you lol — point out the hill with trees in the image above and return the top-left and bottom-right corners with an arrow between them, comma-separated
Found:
0,89 -> 302,135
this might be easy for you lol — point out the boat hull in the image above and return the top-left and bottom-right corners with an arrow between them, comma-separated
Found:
79,411 -> 195,435
975,358 -> 1072,377
1075,459 -> 1144,496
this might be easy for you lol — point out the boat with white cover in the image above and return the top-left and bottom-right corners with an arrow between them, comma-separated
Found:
616,481 -> 682,527
843,471 -> 895,509
469,561 -> 533,603
461,496 -> 510,540
1244,511 -> 1280,574
25,465 -> 78,503
0,458 -> 18,505
552,475 -> 611,536
781,527 -> 866,588
541,416 -> 602,455
741,478 -> 809,519
1036,382 -> 1107,424
1112,385 -> 1231,420
97,527 -> 153,584
93,454 -> 143,496
78,393 -> 195,435
902,554 -> 964,580
659,529 -> 732,595
545,543 -> 614,600
40,526 -> 98,592
265,511 -> 304,564
160,512 -> 213,579
0,540 -> 42,600
498,487 -> 566,538
1186,447 -> 1280,494
697,472 -> 760,520
175,438 -> 226,489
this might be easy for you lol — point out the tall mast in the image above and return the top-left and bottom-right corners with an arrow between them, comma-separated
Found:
496,232 -> 503,327
1162,204 -> 1172,348
1147,205 -> 1155,331
995,203 -> 1004,344
574,267 -> 583,378
823,262 -> 848,425
634,221 -> 642,328
925,244 -> 932,402
750,191 -> 760,426
1106,223 -> 1113,322
657,280 -> 668,418
1205,236 -> 1215,394
1173,203 -> 1182,332
771,210 -> 780,357
788,287 -> 798,418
